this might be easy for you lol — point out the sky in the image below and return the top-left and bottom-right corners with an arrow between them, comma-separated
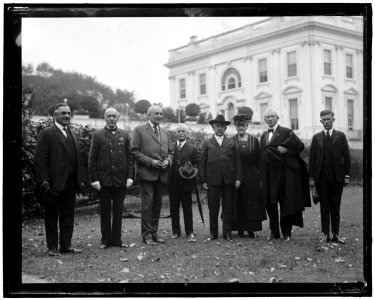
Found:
22,17 -> 266,107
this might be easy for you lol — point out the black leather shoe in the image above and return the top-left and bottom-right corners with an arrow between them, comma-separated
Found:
224,234 -> 233,242
284,235 -> 291,242
208,235 -> 218,241
60,247 -> 82,254
171,234 -> 180,239
268,234 -> 280,240
48,248 -> 60,256
100,244 -> 108,249
332,235 -> 345,244
143,239 -> 157,245
152,236 -> 165,243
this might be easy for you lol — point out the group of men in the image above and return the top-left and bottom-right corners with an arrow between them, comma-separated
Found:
34,103 -> 350,256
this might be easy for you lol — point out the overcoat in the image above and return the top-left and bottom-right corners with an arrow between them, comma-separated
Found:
88,127 -> 134,187
308,129 -> 350,183
34,123 -> 84,192
168,141 -> 200,192
131,122 -> 174,184
260,125 -> 310,220
199,135 -> 242,186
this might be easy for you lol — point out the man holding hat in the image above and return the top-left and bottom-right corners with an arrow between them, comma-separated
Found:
259,108 -> 310,241
88,107 -> 134,249
199,114 -> 242,242
168,124 -> 200,242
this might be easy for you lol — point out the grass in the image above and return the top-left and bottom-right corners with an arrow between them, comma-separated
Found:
22,185 -> 365,285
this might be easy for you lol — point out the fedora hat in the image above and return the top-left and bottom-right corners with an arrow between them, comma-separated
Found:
179,161 -> 199,180
264,145 -> 283,166
208,114 -> 231,126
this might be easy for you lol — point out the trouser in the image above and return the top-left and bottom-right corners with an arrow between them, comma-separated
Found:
140,180 -> 165,240
266,203 -> 293,237
207,184 -> 233,237
44,175 -> 77,250
99,186 -> 126,246
169,186 -> 193,236
317,173 -> 343,235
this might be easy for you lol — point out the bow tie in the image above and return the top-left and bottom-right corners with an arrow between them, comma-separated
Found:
268,128 -> 274,133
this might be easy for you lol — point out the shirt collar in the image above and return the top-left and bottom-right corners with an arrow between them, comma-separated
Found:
177,140 -> 186,147
149,121 -> 158,128
55,122 -> 66,132
268,123 -> 278,131
324,128 -> 333,135
215,134 -> 224,141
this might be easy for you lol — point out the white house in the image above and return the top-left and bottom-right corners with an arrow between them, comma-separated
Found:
165,16 -> 363,142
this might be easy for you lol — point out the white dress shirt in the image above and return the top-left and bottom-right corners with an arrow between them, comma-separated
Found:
268,123 -> 279,142
215,135 -> 224,146
55,122 -> 67,138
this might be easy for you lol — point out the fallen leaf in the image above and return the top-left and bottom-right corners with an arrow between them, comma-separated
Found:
229,278 -> 239,283
120,258 -> 129,262
348,264 -> 353,268
57,260 -> 63,265
306,258 -> 313,262
87,244 -> 92,247
270,267 -> 275,272
248,271 -> 255,276
137,255 -> 143,261
138,274 -> 144,278
98,279 -> 105,282
129,243 -> 135,248
279,265 -> 287,268
33,243 -> 39,248
321,246 -> 329,251
294,257 -> 300,260
152,257 -> 160,262
162,230 -> 168,234
191,255 -> 197,259
233,253 -> 237,256
334,257 -> 345,263
214,256 -> 220,260
39,275 -> 45,279
225,253 -> 230,256
121,267 -> 130,273
160,275 -> 165,279
215,242 -> 221,245
355,238 -> 359,241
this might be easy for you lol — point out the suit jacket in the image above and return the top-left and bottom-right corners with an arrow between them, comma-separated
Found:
34,123 -> 84,192
88,127 -> 134,187
168,141 -> 200,192
309,129 -> 350,183
131,122 -> 173,184
260,125 -> 310,211
199,135 -> 242,186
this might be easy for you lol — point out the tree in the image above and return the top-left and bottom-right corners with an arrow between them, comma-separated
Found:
176,108 -> 186,123
185,103 -> 201,118
197,112 -> 207,124
135,99 -> 152,115
237,106 -> 254,121
162,107 -> 177,123
80,95 -> 101,118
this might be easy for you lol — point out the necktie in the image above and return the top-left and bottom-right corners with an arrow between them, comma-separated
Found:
177,143 -> 182,151
326,131 -> 330,139
153,125 -> 159,137
63,127 -> 68,137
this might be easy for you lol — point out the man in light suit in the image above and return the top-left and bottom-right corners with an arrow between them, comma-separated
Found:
131,105 -> 174,245
34,103 -> 84,256
309,110 -> 350,244
199,114 -> 242,242
259,107 -> 310,242
88,107 -> 134,249
168,123 -> 200,242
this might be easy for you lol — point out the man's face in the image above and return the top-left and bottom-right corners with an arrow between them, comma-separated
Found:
212,123 -> 227,136
149,108 -> 163,125
176,128 -> 187,142
55,106 -> 71,127
104,111 -> 119,128
320,113 -> 335,131
264,113 -> 279,128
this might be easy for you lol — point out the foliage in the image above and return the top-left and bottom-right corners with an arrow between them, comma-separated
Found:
135,99 -> 151,115
185,103 -> 201,117
197,112 -> 208,124
237,106 -> 254,121
22,62 -> 136,117
176,108 -> 186,123
162,107 -> 177,123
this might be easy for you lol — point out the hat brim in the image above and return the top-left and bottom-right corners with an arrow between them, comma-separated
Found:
209,120 -> 231,125
179,166 -> 199,179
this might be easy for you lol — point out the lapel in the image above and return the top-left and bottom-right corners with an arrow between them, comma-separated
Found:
69,126 -> 80,152
269,125 -> 281,145
52,124 -> 68,151
209,135 -> 221,148
221,136 -> 229,147
104,127 -> 120,142
317,131 -> 324,149
331,129 -> 339,146
146,123 -> 161,144
177,141 -> 190,160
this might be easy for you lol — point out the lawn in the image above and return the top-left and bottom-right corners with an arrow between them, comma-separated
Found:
21,185 -> 365,287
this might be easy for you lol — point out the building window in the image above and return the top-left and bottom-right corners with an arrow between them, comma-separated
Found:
347,99 -> 354,130
324,49 -> 332,75
260,103 -> 268,120
228,103 -> 235,120
289,98 -> 299,130
346,54 -> 353,78
179,79 -> 186,99
325,97 -> 332,111
259,58 -> 267,82
199,74 -> 206,95
221,67 -> 242,91
228,77 -> 236,89
287,51 -> 297,77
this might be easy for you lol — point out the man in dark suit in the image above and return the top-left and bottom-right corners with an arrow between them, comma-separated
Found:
199,115 -> 242,242
309,110 -> 350,244
34,103 -> 84,256
88,107 -> 134,249
169,123 -> 200,242
259,108 -> 310,242
131,105 -> 174,245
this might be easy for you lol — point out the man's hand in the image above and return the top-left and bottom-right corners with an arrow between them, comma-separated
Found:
343,177 -> 350,186
91,181 -> 101,191
151,160 -> 162,168
235,180 -> 241,189
309,178 -> 315,188
277,146 -> 287,154
202,182 -> 208,190
161,159 -> 169,169
126,178 -> 133,188
40,181 -> 50,193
